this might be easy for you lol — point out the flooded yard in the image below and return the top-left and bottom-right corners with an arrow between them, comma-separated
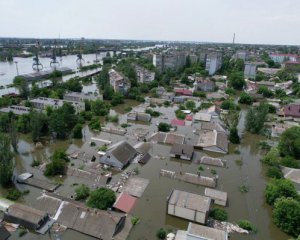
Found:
0,102 -> 290,240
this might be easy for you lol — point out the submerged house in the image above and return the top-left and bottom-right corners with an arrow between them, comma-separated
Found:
167,189 -> 211,224
4,203 -> 50,232
196,130 -> 228,154
170,144 -> 194,161
100,141 -> 137,169
175,222 -> 228,240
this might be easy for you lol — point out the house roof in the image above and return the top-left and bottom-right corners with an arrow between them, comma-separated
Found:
171,119 -> 185,126
216,132 -> 228,153
197,131 -> 228,153
194,112 -> 212,122
204,188 -> 227,202
0,225 -> 11,240
175,89 -> 193,96
108,141 -> 137,165
185,115 -> 193,121
187,222 -> 228,240
284,104 -> 300,118
201,122 -> 225,133
168,190 -> 211,213
113,192 -> 137,213
170,144 -> 194,158
7,203 -> 48,226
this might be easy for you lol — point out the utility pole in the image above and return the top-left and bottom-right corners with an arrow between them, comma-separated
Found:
14,61 -> 19,76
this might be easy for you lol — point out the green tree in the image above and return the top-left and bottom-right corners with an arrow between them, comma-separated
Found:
265,179 -> 299,206
273,197 -> 300,237
13,76 -> 29,99
229,71 -> 246,90
156,228 -> 167,239
30,111 -> 48,142
209,208 -> 228,221
278,126 -> 300,158
44,150 -> 68,176
89,117 -> 101,131
103,84 -> 114,100
158,122 -> 171,132
91,100 -> 110,116
221,110 -> 240,144
261,148 -> 280,166
75,184 -> 90,200
185,100 -> 196,111
72,124 -> 83,139
87,188 -> 116,210
245,104 -> 269,134
258,86 -> 274,98
239,92 -> 253,105
0,133 -> 14,187
111,92 -> 124,106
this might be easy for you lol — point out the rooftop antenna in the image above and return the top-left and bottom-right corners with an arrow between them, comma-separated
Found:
32,40 -> 43,71
50,40 -> 59,69
76,38 -> 85,67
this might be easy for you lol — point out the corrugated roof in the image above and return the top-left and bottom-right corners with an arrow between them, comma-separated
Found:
187,222 -> 228,240
113,192 -> 137,213
170,144 -> 194,158
109,141 -> 137,164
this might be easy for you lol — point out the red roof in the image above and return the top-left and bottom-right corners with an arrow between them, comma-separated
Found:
185,115 -> 193,121
171,119 -> 185,126
175,89 -> 193,96
284,104 -> 300,118
113,192 -> 137,213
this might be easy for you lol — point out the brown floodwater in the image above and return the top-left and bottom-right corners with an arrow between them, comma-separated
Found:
0,101 -> 291,240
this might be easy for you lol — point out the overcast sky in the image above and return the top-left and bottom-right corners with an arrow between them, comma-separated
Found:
0,0 -> 299,45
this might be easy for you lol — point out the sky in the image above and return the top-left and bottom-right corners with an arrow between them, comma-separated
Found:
0,0 -> 300,45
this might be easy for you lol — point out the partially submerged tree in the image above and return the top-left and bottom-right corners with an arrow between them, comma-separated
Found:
0,133 -> 14,187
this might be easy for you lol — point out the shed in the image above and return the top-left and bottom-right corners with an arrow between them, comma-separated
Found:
194,112 -> 212,122
100,141 -> 137,169
4,203 -> 49,231
113,192 -> 137,213
170,144 -> 194,161
204,188 -> 228,206
175,222 -> 228,240
0,225 -> 10,240
167,189 -> 211,224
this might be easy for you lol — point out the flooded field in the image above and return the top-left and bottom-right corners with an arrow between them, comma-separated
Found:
0,101 -> 290,240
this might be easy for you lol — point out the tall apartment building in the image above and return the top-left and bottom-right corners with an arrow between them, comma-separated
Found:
153,52 -> 186,72
244,63 -> 257,79
205,53 -> 223,76
270,54 -> 298,63
108,69 -> 130,95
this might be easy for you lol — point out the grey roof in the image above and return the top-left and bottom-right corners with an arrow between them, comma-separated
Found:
0,225 -> 10,240
109,141 -> 137,164
187,222 -> 228,240
7,203 -> 48,226
216,132 -> 228,153
201,122 -> 226,133
168,189 -> 211,213
170,144 -> 194,158
204,188 -> 228,202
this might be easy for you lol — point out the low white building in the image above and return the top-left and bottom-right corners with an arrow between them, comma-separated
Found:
167,189 -> 211,224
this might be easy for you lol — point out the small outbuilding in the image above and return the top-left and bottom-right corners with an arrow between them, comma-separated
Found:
170,144 -> 194,161
204,188 -> 228,206
4,203 -> 50,231
167,189 -> 211,224
113,192 -> 137,213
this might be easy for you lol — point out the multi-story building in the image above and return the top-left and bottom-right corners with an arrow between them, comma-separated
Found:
244,63 -> 257,79
30,97 -> 85,114
135,65 -> 155,83
153,52 -> 186,72
205,53 -> 223,75
189,54 -> 198,64
233,51 -> 248,61
108,69 -> 130,94
64,91 -> 103,102
270,53 -> 298,63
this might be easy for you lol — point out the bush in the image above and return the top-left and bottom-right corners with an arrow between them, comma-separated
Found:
239,92 -> 253,105
278,126 -> 300,159
209,208 -> 228,221
89,117 -> 101,131
87,188 -> 116,210
44,150 -> 68,176
106,115 -> 119,123
6,188 -> 22,201
98,145 -> 108,152
75,184 -> 90,200
72,124 -> 83,139
158,122 -> 171,132
261,148 -> 280,166
31,159 -> 41,167
18,229 -> 28,237
221,100 -> 239,111
238,220 -> 256,232
131,216 -> 140,225
225,88 -> 236,96
229,127 -> 240,144
175,110 -> 186,120
280,156 -> 300,169
266,166 -> 283,179
273,197 -> 300,237
156,228 -> 167,239
265,179 -> 299,206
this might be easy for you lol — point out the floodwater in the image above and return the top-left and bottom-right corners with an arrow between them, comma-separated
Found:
0,102 -> 291,240
0,53 -> 108,96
